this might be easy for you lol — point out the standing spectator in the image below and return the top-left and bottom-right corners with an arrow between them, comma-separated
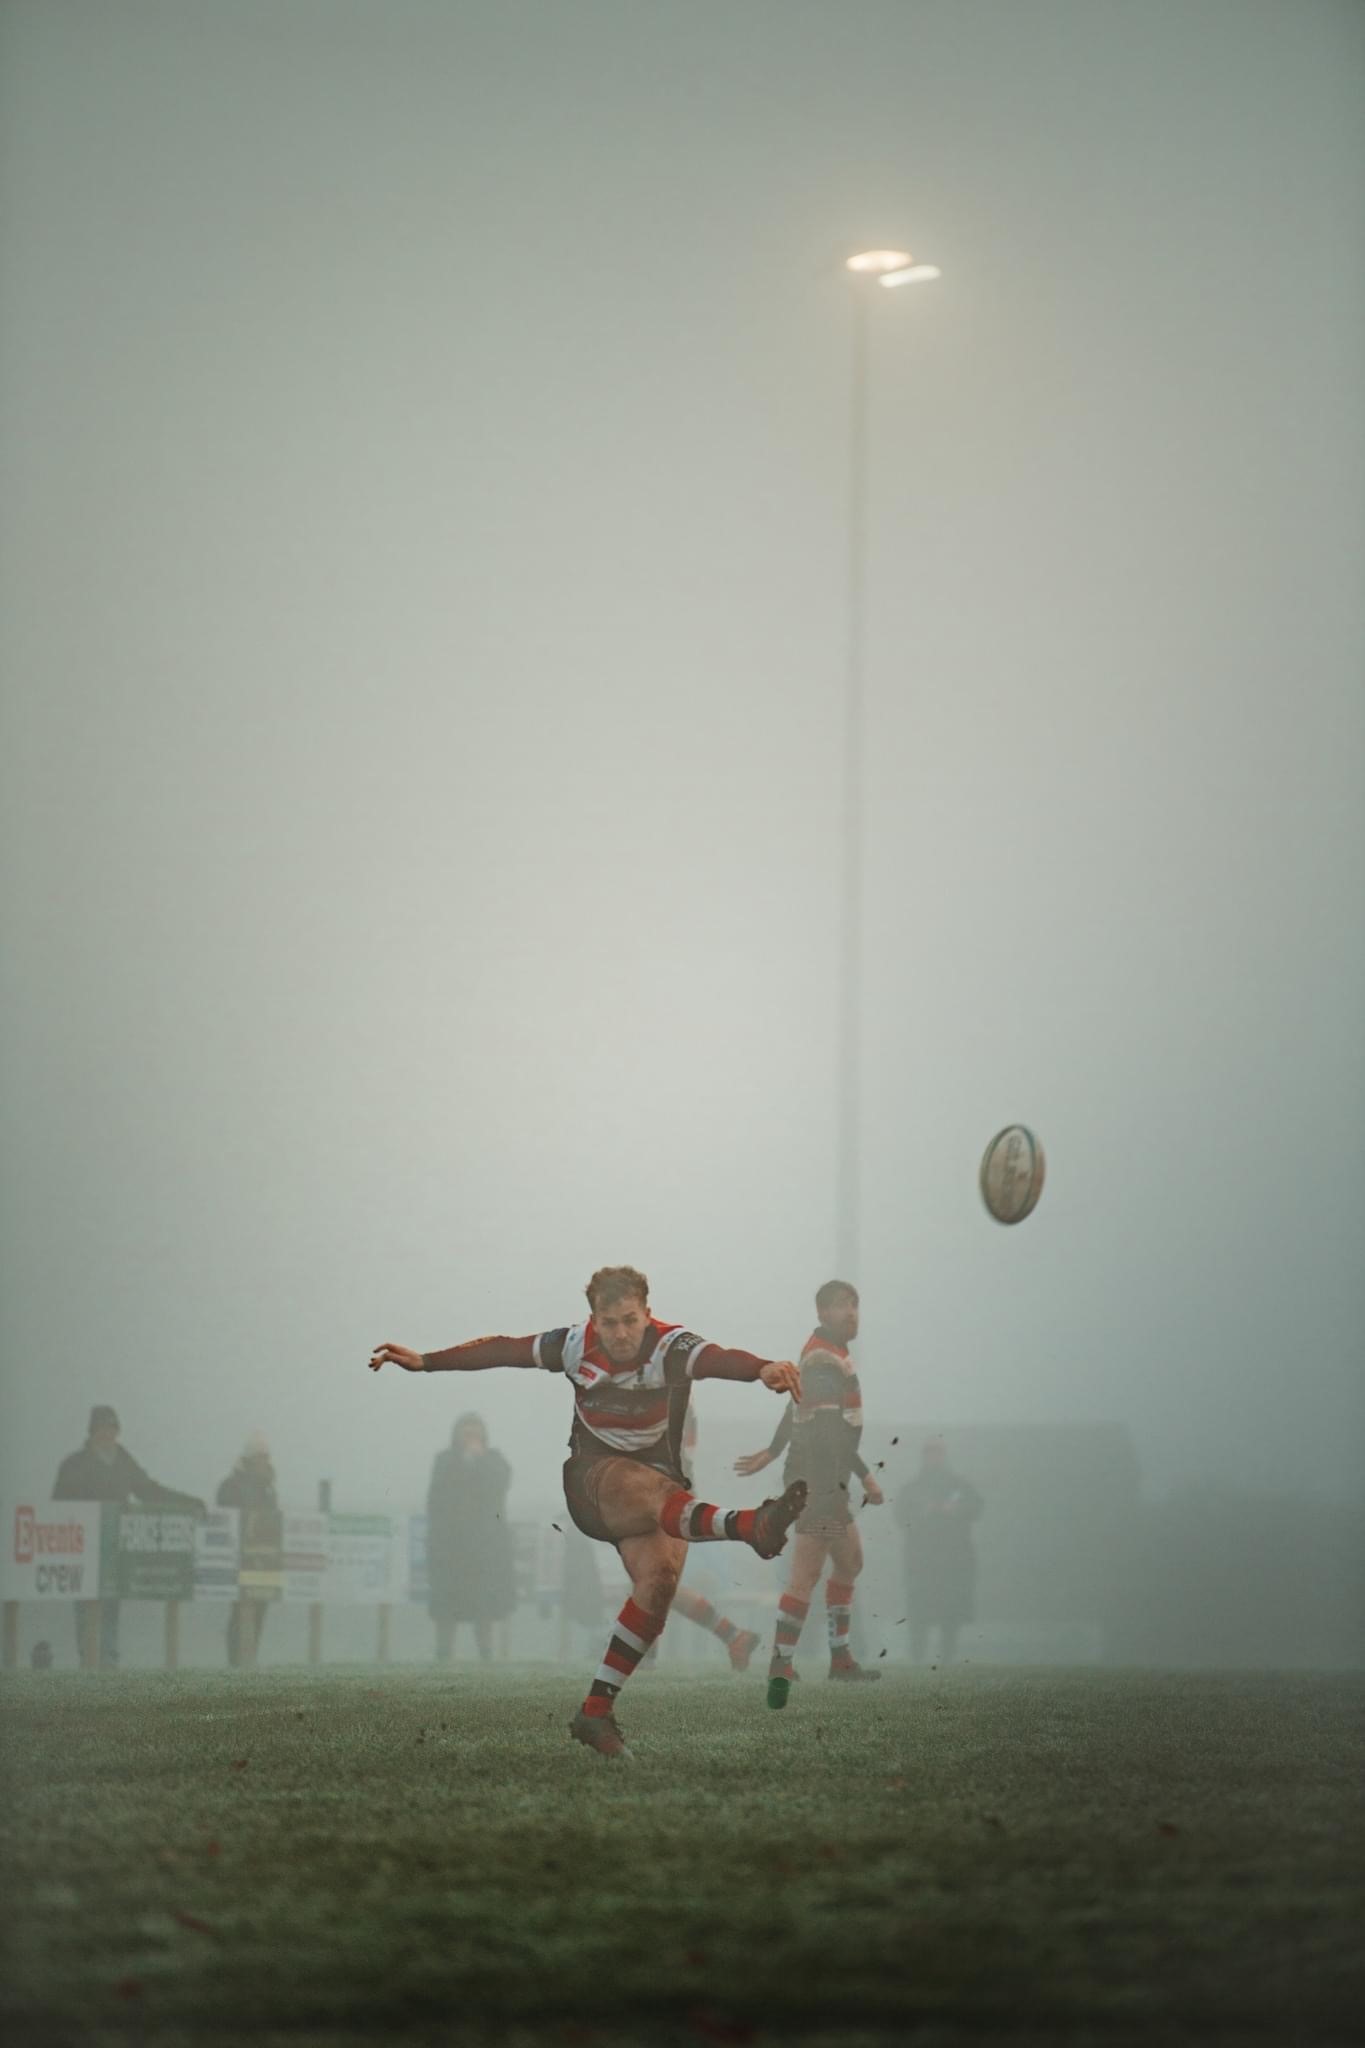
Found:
560,1525 -> 608,1659
895,1437 -> 984,1666
426,1413 -> 516,1662
217,1431 -> 280,1667
52,1405 -> 204,1666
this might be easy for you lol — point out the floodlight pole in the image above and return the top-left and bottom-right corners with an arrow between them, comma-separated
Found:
835,252 -> 940,1282
837,289 -> 870,1284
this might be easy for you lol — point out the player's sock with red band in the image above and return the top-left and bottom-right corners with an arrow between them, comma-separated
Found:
768,1590 -> 810,1678
583,1596 -> 665,1715
659,1489 -> 757,1546
825,1578 -> 856,1669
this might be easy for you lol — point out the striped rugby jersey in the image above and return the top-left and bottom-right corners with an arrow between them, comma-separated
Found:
765,1326 -> 868,1493
534,1318 -> 711,1466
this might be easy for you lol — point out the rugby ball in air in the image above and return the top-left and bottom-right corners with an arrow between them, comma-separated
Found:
979,1125 -> 1046,1224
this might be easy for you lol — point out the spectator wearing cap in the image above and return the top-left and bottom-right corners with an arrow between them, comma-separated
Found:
52,1406 -> 205,1666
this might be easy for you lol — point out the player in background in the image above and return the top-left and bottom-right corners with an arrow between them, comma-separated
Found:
370,1265 -> 804,1757
733,1279 -> 884,1706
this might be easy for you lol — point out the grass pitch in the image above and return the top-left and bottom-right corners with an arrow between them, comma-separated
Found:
2,1663 -> 1362,2046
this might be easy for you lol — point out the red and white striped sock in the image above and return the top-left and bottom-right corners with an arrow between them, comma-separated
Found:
659,1490 -> 757,1546
582,1596 -> 665,1717
826,1578 -> 856,1668
768,1590 -> 810,1678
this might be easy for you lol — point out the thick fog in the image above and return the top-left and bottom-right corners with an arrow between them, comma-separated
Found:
2,0 -> 1362,1612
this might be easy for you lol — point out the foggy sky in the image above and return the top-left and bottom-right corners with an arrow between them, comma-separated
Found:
1,0 -> 1362,1524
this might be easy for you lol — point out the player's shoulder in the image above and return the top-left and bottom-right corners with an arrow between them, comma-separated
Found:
652,1321 -> 708,1358
534,1323 -> 584,1371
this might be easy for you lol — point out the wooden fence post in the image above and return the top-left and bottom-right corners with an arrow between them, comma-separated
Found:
308,1603 -> 323,1667
376,1604 -> 391,1665
79,1601 -> 101,1671
2,1602 -> 18,1671
164,1601 -> 180,1671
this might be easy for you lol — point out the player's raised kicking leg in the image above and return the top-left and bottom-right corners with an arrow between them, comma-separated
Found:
568,1455 -> 805,1757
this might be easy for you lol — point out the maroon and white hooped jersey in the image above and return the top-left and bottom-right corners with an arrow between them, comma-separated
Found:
533,1319 -> 710,1461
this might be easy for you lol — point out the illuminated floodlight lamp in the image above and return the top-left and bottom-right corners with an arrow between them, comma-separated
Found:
879,263 -> 942,288
845,250 -> 913,275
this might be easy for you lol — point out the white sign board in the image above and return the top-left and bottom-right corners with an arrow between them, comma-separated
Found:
194,1509 -> 241,1601
281,1511 -> 329,1604
323,1514 -> 396,1605
3,1501 -> 102,1600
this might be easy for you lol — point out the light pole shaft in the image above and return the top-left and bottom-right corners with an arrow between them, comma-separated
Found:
837,292 -> 870,1280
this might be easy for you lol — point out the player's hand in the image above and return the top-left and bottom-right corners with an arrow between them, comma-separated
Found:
760,1359 -> 801,1399
862,1476 -> 885,1507
369,1342 -> 424,1374
733,1449 -> 773,1476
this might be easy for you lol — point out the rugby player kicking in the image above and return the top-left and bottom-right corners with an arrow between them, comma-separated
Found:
734,1279 -> 884,1704
370,1265 -> 805,1757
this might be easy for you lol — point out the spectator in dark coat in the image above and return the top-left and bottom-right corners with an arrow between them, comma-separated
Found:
426,1414 -> 515,1661
52,1405 -> 204,1666
895,1437 -> 984,1666
216,1432 -> 280,1667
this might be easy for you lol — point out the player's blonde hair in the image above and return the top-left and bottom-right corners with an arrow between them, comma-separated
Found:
586,1265 -> 650,1313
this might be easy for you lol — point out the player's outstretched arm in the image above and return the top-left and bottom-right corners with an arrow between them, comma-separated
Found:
369,1334 -> 543,1374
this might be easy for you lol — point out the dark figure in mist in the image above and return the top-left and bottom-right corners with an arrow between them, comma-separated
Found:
52,1405 -> 204,1666
426,1414 -> 515,1661
562,1526 -> 608,1648
217,1432 -> 279,1667
895,1437 -> 983,1665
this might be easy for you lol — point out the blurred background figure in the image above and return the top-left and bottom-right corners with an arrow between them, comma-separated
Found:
895,1437 -> 984,1666
559,1526 -> 608,1660
52,1404 -> 205,1666
217,1431 -> 279,1667
426,1413 -> 514,1662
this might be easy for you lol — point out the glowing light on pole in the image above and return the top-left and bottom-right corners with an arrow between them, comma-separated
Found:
837,247 -> 941,1280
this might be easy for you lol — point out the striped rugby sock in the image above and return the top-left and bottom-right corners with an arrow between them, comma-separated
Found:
768,1590 -> 810,1678
583,1596 -> 666,1717
659,1490 -> 757,1546
825,1577 -> 856,1667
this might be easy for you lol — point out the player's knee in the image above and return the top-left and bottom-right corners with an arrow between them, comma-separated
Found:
640,1559 -> 681,1610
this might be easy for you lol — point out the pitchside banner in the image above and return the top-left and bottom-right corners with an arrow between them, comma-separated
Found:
102,1505 -> 198,1600
323,1514 -> 396,1604
281,1512 -> 329,1603
3,1501 -> 102,1600
194,1509 -> 241,1601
